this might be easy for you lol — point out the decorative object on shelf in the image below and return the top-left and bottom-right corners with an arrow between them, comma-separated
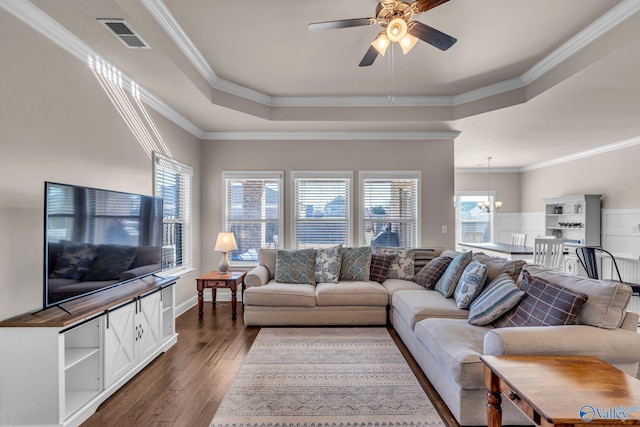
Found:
214,232 -> 238,273
477,157 -> 502,213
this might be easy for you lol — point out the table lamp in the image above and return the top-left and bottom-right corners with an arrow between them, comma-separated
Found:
214,232 -> 237,273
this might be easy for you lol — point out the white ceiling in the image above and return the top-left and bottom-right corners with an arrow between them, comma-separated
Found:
8,0 -> 640,168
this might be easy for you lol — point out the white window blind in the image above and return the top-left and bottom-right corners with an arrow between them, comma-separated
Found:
360,171 -> 420,249
153,152 -> 193,271
223,172 -> 283,263
292,171 -> 352,249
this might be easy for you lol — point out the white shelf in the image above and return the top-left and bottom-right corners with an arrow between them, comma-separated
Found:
66,389 -> 101,418
65,347 -> 100,370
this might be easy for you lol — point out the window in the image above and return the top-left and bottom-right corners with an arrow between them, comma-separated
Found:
223,172 -> 283,263
292,171 -> 352,249
455,192 -> 494,244
360,171 -> 420,249
153,152 -> 193,271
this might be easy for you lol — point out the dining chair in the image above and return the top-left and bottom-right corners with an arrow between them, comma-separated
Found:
511,233 -> 527,246
575,246 -> 623,282
464,231 -> 485,243
533,237 -> 564,270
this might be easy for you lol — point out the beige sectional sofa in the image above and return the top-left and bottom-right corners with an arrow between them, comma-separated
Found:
244,247 -> 640,426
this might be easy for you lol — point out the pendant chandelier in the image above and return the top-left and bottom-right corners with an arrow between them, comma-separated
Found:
477,157 -> 502,213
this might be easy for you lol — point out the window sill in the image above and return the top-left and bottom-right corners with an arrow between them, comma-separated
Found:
160,266 -> 195,279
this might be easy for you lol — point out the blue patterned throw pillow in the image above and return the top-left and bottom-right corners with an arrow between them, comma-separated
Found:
315,245 -> 342,284
376,247 -> 415,280
435,251 -> 472,297
275,249 -> 316,285
454,260 -> 488,309
339,247 -> 372,281
468,273 -> 525,325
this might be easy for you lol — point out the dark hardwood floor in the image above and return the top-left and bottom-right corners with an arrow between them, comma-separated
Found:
82,302 -> 460,427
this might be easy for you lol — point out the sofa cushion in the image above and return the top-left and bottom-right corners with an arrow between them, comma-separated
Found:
275,249 -> 316,285
83,245 -> 137,281
413,256 -> 452,289
51,241 -> 97,280
381,279 -> 425,305
454,261 -> 488,309
392,289 -> 468,329
472,253 -> 527,282
339,247 -> 372,281
369,254 -> 395,283
520,265 -> 629,329
494,271 -> 589,328
243,281 -> 317,307
316,281 -> 388,306
468,273 -> 525,326
315,245 -> 342,284
414,318 -> 491,389
259,249 -> 277,280
435,251 -> 472,297
376,247 -> 415,280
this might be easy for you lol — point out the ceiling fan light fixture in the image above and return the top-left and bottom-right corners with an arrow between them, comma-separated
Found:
399,34 -> 418,54
386,17 -> 407,43
372,32 -> 390,56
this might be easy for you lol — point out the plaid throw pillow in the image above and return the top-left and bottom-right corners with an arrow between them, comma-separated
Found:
413,256 -> 452,289
369,254 -> 395,283
493,271 -> 589,328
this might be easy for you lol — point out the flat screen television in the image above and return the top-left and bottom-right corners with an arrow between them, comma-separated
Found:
44,182 -> 164,309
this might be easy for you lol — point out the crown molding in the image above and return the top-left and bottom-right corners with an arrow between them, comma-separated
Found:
521,135 -> 640,172
144,0 -> 640,108
202,131 -> 461,141
455,167 -> 522,174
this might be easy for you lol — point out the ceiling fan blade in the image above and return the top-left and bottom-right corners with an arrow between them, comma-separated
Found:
408,21 -> 457,51
359,45 -> 379,67
308,18 -> 375,31
411,0 -> 450,14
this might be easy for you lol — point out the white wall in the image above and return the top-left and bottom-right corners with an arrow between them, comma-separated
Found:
0,11 -> 202,320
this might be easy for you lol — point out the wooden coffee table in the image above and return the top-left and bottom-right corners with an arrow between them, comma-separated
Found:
196,271 -> 246,319
480,355 -> 640,427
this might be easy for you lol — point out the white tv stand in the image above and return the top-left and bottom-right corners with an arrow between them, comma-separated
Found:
0,275 -> 178,427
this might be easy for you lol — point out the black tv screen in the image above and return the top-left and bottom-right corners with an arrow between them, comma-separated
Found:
44,182 -> 164,308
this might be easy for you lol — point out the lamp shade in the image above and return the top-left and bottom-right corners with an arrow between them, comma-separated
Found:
214,232 -> 238,252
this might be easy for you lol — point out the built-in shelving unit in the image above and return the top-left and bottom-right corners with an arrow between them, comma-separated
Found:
0,275 -> 177,427
543,194 -> 602,247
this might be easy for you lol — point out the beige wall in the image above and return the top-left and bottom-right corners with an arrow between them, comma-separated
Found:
521,143 -> 640,212
455,172 -> 521,212
201,139 -> 456,270
0,13 -> 202,320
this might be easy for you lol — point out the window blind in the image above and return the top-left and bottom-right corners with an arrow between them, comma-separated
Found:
153,152 -> 193,270
361,172 -> 419,248
293,172 -> 352,249
223,172 -> 283,262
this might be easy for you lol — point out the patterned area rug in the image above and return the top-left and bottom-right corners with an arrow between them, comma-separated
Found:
210,327 -> 445,427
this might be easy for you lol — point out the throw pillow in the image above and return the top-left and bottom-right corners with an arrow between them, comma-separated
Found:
376,247 -> 415,280
369,254 -> 395,283
51,241 -> 97,280
83,244 -> 138,281
434,251 -> 472,298
472,253 -> 527,282
454,261 -> 488,309
339,247 -> 372,281
314,245 -> 342,284
468,273 -> 525,325
493,271 -> 589,328
413,256 -> 453,289
275,249 -> 316,285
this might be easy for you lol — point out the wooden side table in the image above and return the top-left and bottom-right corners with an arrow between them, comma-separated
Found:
196,271 -> 246,319
480,355 -> 640,427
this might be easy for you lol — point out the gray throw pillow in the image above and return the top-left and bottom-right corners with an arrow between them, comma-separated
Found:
434,251 -> 472,297
275,249 -> 316,285
339,247 -> 372,281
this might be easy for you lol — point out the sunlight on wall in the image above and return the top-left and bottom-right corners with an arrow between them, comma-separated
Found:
88,55 -> 172,158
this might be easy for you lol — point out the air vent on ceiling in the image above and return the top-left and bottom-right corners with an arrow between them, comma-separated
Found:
98,19 -> 149,49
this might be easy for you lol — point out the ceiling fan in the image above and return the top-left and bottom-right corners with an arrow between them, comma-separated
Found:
308,0 -> 457,67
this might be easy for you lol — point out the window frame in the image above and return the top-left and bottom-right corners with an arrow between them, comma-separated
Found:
359,170 -> 421,248
222,171 -> 284,267
153,152 -> 193,274
290,170 -> 353,249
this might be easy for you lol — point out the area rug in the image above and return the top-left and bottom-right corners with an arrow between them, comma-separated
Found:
210,327 -> 445,427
